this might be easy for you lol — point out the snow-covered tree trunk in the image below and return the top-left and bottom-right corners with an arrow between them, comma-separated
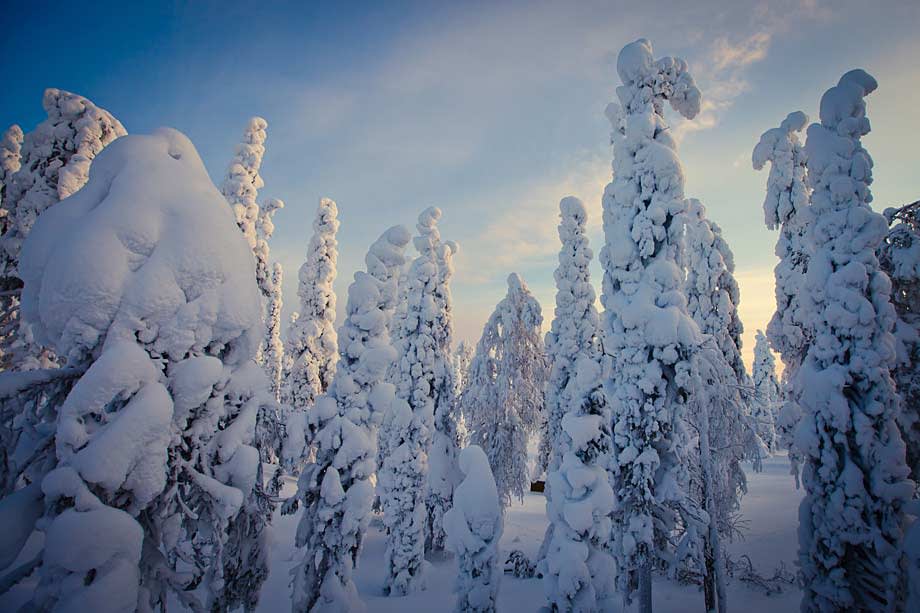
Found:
752,111 -> 811,481
283,197 -> 339,409
466,273 -> 546,509
751,330 -> 779,452
285,225 -> 410,612
598,39 -> 703,611
796,70 -> 912,612
379,207 -> 455,593
0,90 -> 125,372
7,129 -> 272,612
880,201 -> 920,483
444,445 -> 503,613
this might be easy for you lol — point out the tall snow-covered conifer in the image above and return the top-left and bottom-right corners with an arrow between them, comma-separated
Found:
379,207 -> 455,593
426,225 -> 461,553
0,90 -> 125,371
265,262 -> 284,400
537,197 -> 601,478
285,225 -> 410,612
599,39 -> 703,612
880,201 -> 920,482
537,197 -> 615,612
796,70 -> 912,611
4,129 -> 274,612
751,330 -> 779,452
284,197 -> 339,408
752,111 -> 811,475
466,273 -> 546,509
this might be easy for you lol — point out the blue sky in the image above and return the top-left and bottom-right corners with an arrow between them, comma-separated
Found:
3,0 -> 919,366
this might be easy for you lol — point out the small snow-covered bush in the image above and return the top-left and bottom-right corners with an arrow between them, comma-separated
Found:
444,445 -> 503,613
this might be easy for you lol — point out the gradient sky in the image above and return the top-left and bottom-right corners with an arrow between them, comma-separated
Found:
3,0 -> 919,367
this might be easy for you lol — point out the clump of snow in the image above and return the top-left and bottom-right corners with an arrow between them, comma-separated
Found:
444,445 -> 503,613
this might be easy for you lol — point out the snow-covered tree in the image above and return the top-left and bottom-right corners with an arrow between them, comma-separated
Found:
379,207 -> 457,593
284,197 -> 339,408
0,124 -> 23,235
598,38 -> 703,612
444,445 -> 503,613
265,262 -> 284,400
752,110 -> 811,476
426,228 -> 461,554
466,273 -> 546,509
880,201 -> 920,482
221,117 -> 267,252
680,198 -> 760,611
751,330 -> 779,452
540,351 -> 616,612
537,197 -> 601,481
284,224 -> 410,612
0,90 -> 125,371
2,129 -> 274,611
796,70 -> 912,611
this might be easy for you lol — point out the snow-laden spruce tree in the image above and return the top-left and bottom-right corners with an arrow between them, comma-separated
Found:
265,262 -> 284,400
466,273 -> 546,509
752,110 -> 811,475
285,224 -> 410,612
537,197 -> 601,480
680,197 -> 761,611
444,445 -> 503,613
0,90 -> 125,371
379,207 -> 456,593
751,330 -> 779,452
426,229 -> 461,553
4,129 -> 275,611
284,197 -> 339,408
221,117 -> 267,252
598,38 -> 703,612
451,340 -> 475,448
880,201 -> 920,482
0,124 -> 23,233
796,70 -> 913,612
541,351 -> 616,612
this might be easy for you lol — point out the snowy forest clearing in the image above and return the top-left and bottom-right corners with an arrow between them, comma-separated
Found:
241,454 -> 801,613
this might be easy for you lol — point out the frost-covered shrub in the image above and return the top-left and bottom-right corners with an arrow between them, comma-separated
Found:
283,197 -> 339,410
598,39 -> 702,610
7,129 -> 274,611
285,224 -> 410,612
751,330 -> 779,452
444,445 -> 503,613
379,207 -> 456,593
796,70 -> 912,612
752,110 -> 810,476
466,273 -> 546,508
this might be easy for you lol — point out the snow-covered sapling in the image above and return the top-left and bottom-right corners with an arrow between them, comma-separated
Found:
444,445 -> 503,613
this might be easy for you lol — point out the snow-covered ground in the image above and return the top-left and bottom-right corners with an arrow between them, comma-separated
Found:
254,453 -> 802,612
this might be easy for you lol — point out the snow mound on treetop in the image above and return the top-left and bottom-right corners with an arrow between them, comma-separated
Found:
19,128 -> 261,362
